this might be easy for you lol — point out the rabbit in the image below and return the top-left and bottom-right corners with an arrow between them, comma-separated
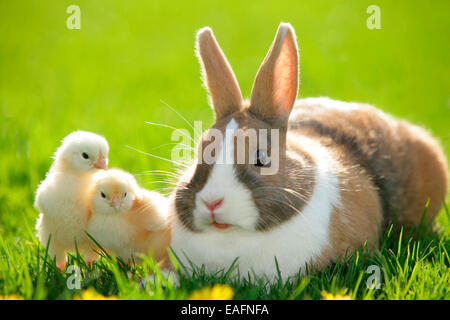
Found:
169,23 -> 448,279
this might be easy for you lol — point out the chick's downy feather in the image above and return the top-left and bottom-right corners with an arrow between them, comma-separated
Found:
34,131 -> 109,266
87,169 -> 171,263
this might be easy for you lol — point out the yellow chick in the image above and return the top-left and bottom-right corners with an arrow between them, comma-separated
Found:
34,131 -> 109,268
87,169 -> 171,264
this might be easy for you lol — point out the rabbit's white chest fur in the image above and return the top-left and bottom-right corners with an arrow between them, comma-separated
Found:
171,134 -> 341,279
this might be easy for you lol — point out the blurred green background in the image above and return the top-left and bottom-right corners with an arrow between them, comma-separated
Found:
0,0 -> 449,237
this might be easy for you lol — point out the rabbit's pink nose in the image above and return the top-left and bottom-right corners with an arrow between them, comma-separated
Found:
203,198 -> 224,213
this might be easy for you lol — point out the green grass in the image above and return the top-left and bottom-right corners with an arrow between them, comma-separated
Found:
0,0 -> 449,300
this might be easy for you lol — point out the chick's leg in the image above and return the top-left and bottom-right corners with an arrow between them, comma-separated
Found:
80,246 -> 99,267
35,214 -> 67,270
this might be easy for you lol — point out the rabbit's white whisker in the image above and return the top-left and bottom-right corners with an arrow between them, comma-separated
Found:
148,142 -> 194,152
126,145 -> 189,168
145,122 -> 195,144
160,99 -> 195,130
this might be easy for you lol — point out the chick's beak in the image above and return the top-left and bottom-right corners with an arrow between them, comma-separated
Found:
110,194 -> 121,209
94,154 -> 107,169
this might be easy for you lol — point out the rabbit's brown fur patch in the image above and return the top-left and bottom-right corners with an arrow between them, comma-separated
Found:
290,99 -> 448,228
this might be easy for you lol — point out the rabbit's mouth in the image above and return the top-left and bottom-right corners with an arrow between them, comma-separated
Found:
212,221 -> 231,230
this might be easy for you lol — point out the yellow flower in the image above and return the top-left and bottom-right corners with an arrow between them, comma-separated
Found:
321,290 -> 351,300
188,284 -> 234,300
74,288 -> 118,300
0,294 -> 22,300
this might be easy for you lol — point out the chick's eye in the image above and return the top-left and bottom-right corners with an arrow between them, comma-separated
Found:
82,152 -> 89,159
254,150 -> 271,167
101,192 -> 106,199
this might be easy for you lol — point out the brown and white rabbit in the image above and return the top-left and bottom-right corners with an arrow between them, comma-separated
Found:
170,23 -> 448,279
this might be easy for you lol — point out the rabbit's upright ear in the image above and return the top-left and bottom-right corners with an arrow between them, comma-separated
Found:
249,23 -> 299,126
196,27 -> 243,120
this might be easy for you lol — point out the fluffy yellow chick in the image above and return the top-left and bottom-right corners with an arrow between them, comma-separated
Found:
34,131 -> 109,268
87,169 -> 171,264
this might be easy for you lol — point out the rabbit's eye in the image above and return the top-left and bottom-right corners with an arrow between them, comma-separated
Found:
82,152 -> 89,159
101,192 -> 106,199
254,150 -> 271,167
124,192 -> 127,198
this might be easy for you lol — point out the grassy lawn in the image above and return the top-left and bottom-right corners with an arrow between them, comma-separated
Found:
0,0 -> 449,300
